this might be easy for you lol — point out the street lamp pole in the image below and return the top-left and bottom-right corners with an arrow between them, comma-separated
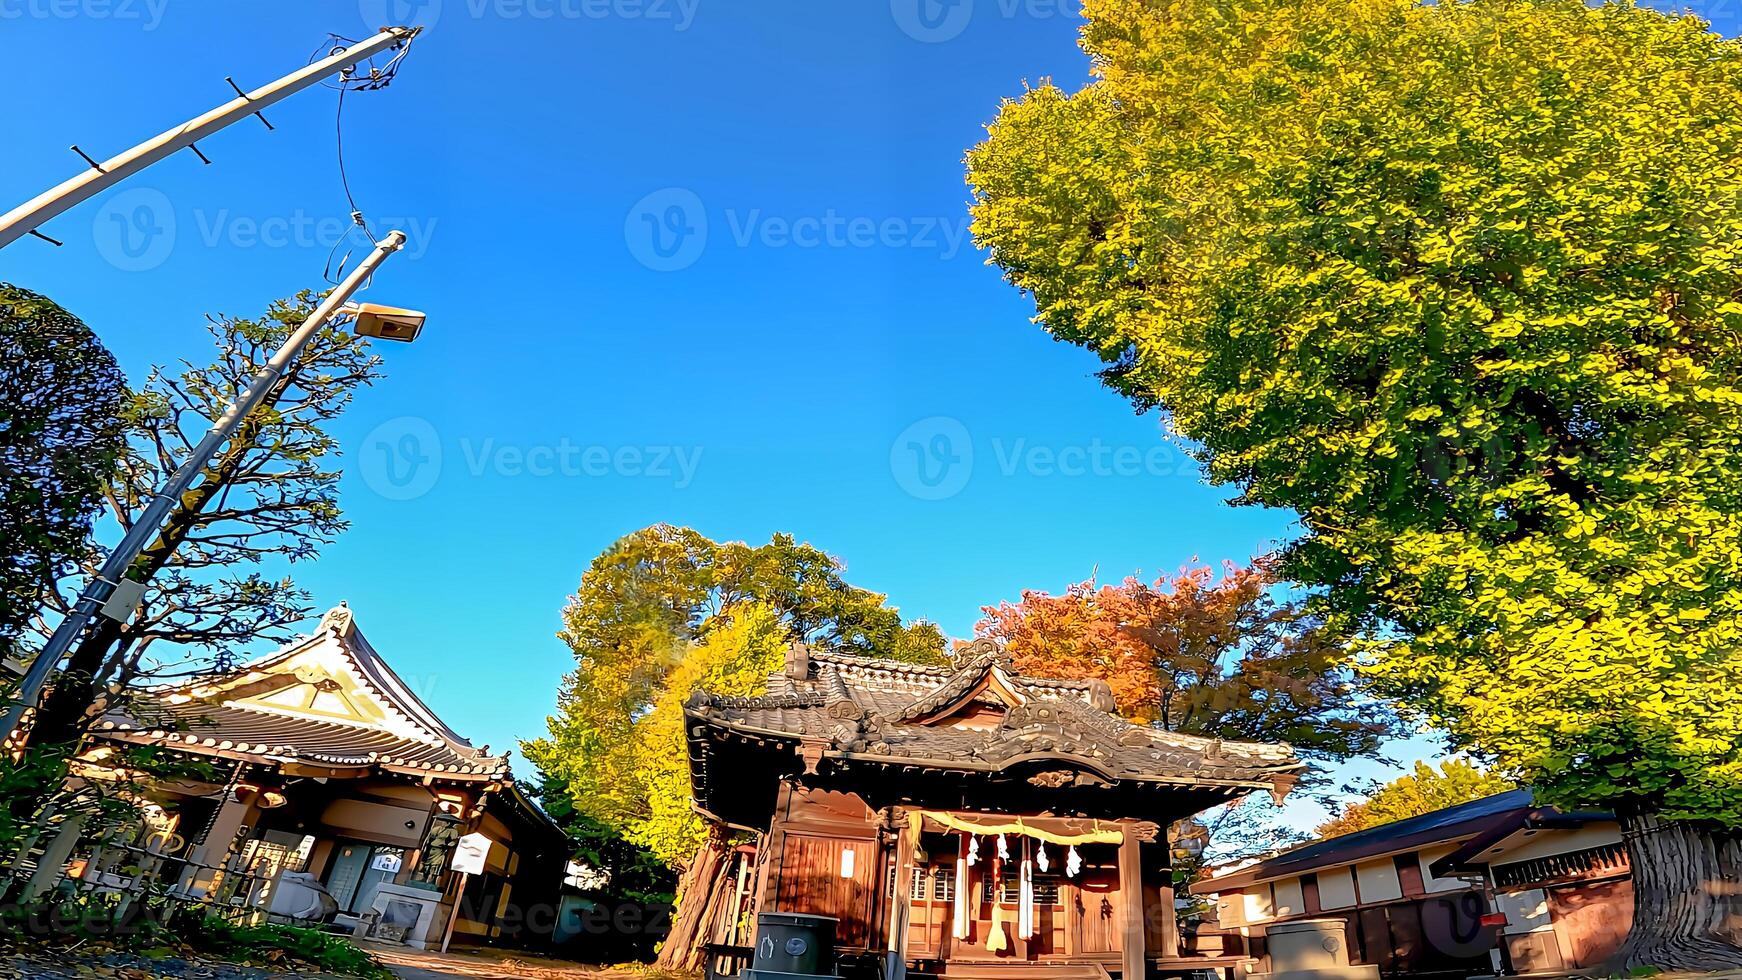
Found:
0,26 -> 420,250
0,230 -> 410,745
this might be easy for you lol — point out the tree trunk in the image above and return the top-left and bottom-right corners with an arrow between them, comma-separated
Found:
1608,810 -> 1742,972
659,832 -> 732,971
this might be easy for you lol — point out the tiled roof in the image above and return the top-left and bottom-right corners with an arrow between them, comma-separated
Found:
95,605 -> 512,782
686,641 -> 1303,795
1196,789 -> 1538,892
97,701 -> 509,778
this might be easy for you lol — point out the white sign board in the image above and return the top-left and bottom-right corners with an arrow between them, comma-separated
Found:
450,832 -> 491,876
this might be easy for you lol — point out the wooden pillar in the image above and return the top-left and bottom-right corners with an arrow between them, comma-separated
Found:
1149,852 -> 1180,958
1063,876 -> 1082,956
753,780 -> 796,914
1119,828 -> 1148,980
886,815 -> 916,980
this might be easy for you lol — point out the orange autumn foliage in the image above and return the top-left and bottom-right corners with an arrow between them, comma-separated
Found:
975,561 -> 1396,774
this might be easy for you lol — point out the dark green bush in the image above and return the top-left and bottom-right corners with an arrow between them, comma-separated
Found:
166,909 -> 393,979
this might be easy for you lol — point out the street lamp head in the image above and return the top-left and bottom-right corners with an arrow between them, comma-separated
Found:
345,302 -> 426,343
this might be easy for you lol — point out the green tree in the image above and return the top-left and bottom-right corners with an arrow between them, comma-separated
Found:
0,285 -> 125,667
967,0 -> 1742,965
524,525 -> 945,866
1315,760 -> 1515,839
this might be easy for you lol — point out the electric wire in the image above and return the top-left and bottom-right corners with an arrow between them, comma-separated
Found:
310,31 -> 416,285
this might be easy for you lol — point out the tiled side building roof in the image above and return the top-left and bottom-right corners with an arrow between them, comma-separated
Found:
1196,789 -> 1539,893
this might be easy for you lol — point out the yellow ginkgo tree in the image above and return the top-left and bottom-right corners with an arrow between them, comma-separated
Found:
968,0 -> 1742,967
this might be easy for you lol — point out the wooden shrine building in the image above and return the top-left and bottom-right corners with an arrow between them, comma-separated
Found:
681,641 -> 1304,980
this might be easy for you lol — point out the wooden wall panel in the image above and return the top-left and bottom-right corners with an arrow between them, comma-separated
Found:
775,834 -> 879,949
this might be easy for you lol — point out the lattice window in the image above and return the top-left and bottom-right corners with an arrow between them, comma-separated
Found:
981,873 -> 1061,905
1492,842 -> 1629,888
899,866 -> 956,901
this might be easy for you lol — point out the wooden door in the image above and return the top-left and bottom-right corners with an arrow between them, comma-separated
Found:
1072,859 -> 1123,956
905,860 -> 957,958
1386,902 -> 1425,968
955,862 -> 1067,961
1357,907 -> 1395,972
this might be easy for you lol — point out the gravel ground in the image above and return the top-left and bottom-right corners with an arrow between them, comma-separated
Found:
0,949 -> 352,978
0,944 -> 651,979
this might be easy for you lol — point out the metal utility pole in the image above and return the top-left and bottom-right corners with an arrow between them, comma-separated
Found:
0,26 -> 419,250
0,230 -> 409,744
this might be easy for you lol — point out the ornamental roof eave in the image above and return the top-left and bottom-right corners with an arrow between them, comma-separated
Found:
682,641 -> 1304,802
683,700 -> 1303,794
91,720 -> 515,782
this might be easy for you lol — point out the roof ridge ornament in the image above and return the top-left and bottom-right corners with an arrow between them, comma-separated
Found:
785,641 -> 812,682
320,603 -> 355,636
947,637 -> 1012,671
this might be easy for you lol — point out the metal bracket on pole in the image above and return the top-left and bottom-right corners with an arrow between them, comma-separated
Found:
71,145 -> 107,173
97,579 -> 148,624
187,143 -> 212,166
225,77 -> 275,131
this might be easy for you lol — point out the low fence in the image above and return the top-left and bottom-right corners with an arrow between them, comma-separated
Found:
2,805 -> 293,935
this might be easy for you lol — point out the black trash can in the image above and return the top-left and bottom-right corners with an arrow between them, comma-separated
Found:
752,912 -> 838,976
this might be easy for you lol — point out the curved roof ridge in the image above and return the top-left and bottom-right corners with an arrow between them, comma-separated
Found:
115,604 -> 509,774
325,606 -> 485,756
897,645 -> 1014,721
1134,725 -> 1299,762
809,648 -> 955,676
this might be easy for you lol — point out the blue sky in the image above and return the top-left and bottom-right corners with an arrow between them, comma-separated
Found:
10,0 -> 1725,821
